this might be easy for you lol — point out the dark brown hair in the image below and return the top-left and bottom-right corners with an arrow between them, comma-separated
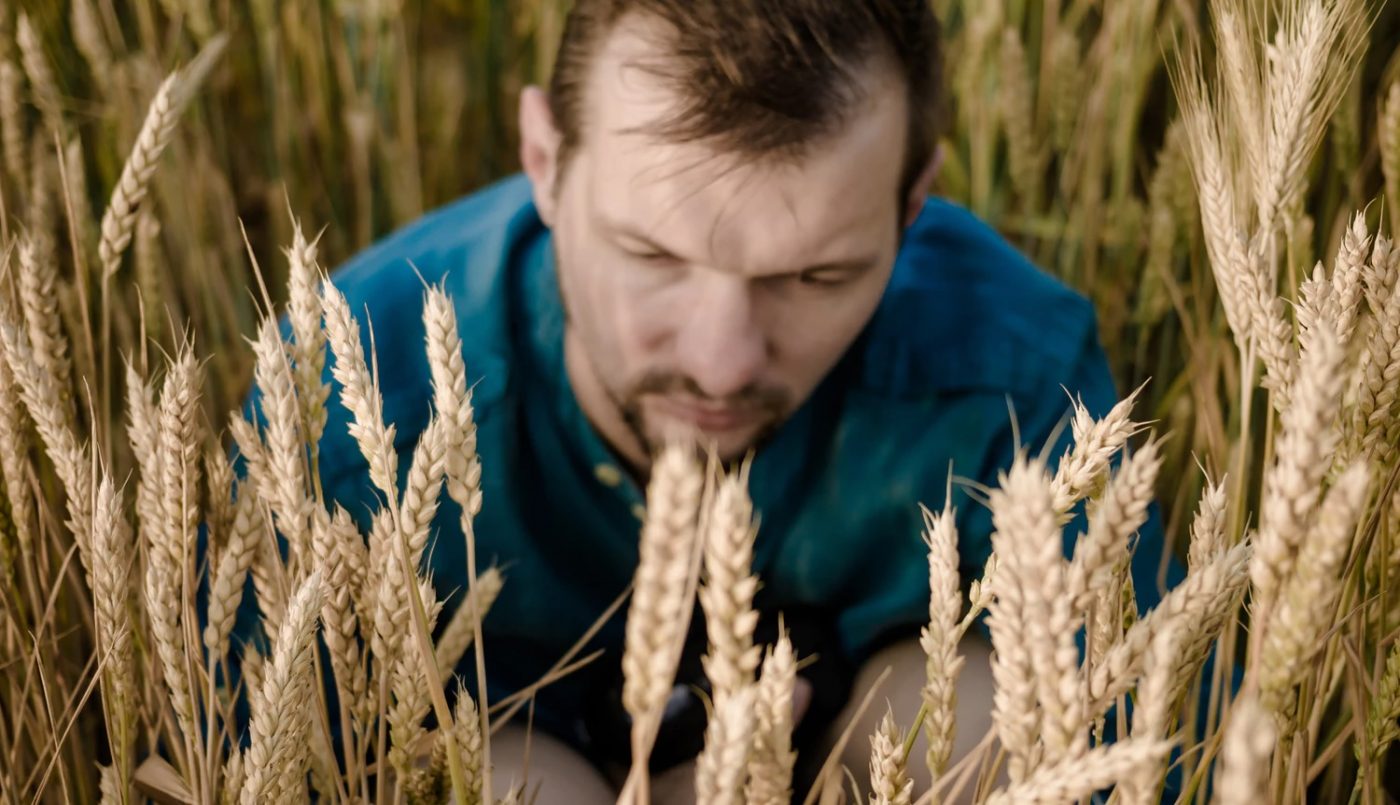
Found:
547,0 -> 946,203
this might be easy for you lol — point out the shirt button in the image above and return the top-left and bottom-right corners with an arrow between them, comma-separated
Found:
631,503 -> 646,520
594,463 -> 623,487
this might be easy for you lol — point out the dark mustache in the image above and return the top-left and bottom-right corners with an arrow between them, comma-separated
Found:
625,370 -> 789,412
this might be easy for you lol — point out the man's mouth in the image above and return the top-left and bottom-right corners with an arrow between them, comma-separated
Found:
652,395 -> 756,432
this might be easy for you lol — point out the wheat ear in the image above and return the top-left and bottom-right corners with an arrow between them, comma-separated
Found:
435,567 -> 505,679
745,629 -> 797,805
868,707 -> 914,805
240,570 -> 324,804
1251,320 -> 1346,611
622,442 -> 705,774
92,472 -> 137,798
982,739 -> 1172,805
1217,695 -> 1275,805
1259,460 -> 1370,716
699,468 -> 762,701
919,500 -> 963,783
695,685 -> 758,805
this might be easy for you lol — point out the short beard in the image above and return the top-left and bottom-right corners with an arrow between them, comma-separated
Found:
613,370 -> 790,463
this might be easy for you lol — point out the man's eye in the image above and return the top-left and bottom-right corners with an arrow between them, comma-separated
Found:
797,268 -> 849,286
630,250 -> 677,265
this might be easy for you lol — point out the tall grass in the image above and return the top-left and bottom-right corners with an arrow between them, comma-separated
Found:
1,0 -> 1400,803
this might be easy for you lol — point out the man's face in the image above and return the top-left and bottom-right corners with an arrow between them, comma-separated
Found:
523,15 -> 923,469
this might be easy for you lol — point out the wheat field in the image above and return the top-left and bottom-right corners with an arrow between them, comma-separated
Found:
1,0 -> 1400,802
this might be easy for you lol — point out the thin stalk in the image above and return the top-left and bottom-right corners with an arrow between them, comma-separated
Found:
393,518 -> 469,805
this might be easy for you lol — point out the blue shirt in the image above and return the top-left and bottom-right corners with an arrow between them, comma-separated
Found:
295,173 -> 1177,747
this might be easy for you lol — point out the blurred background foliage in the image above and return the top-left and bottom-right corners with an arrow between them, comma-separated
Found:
4,0 -> 1399,581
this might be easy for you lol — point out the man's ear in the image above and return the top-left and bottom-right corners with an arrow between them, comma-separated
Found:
519,85 -> 563,227
901,143 -> 944,229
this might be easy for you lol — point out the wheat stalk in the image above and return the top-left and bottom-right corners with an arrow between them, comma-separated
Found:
70,0 -> 113,92
1211,0 -> 1265,202
998,29 -> 1044,207
146,347 -> 203,766
1353,249 -> 1400,468
1254,0 -> 1368,235
1116,625 -> 1184,805
1331,211 -> 1371,348
312,506 -> 368,749
388,577 -> 443,779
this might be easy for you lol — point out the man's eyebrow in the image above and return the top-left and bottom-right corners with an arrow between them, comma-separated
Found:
799,256 -> 880,274
605,221 -> 679,255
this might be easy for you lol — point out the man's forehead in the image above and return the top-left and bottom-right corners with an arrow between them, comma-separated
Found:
575,16 -> 908,271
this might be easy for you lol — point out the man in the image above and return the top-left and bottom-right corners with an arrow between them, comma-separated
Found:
309,0 -> 1174,801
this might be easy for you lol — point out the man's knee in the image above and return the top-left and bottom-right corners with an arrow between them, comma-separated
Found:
489,723 -> 616,805
819,633 -> 996,799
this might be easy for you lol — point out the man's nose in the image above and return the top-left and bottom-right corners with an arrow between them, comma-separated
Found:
674,275 -> 767,400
